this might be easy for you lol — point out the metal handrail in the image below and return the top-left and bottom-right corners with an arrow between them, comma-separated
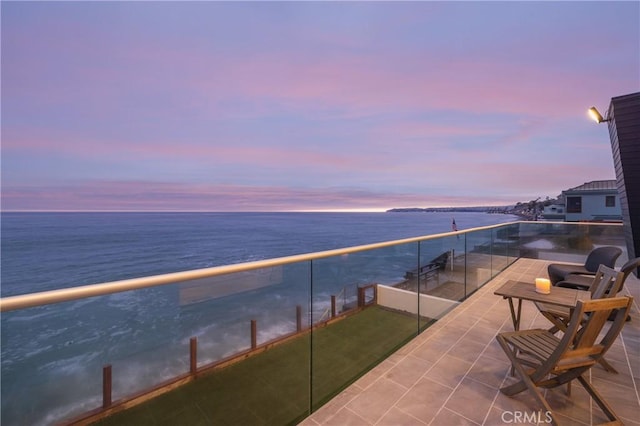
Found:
0,221 -> 524,312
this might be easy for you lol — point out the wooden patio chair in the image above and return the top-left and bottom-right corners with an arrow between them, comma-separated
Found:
535,265 -> 624,373
497,296 -> 633,426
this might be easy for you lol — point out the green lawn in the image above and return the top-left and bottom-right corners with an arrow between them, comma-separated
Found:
94,306 -> 424,426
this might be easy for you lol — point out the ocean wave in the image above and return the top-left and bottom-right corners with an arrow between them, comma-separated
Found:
111,353 -> 188,398
39,352 -> 101,375
256,319 -> 297,344
4,308 -> 55,322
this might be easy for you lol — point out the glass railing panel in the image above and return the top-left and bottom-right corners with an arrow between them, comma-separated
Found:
463,228 -> 494,296
178,264 -> 311,364
1,262 -> 314,426
0,288 -> 219,425
172,263 -> 313,425
416,236 -> 463,321
504,222 -> 522,262
1,304 -> 69,425
517,222 -> 626,264
309,242 -> 420,411
491,224 -> 516,275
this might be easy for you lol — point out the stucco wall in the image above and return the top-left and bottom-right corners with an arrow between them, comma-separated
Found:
377,284 -> 459,319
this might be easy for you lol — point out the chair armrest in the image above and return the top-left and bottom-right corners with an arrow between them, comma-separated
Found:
555,281 -> 590,291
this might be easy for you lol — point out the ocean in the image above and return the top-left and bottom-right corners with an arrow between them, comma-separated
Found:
0,211 -> 517,425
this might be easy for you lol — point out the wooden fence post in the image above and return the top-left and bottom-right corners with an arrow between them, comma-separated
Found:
102,365 -> 112,409
190,337 -> 197,375
251,320 -> 257,349
331,295 -> 336,318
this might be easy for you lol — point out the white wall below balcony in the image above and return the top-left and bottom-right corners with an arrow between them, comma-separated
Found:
377,284 -> 459,320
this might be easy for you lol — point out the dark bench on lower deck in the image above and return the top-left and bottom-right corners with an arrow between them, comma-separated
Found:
404,251 -> 450,280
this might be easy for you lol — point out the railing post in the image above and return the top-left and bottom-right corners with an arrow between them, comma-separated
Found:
331,295 -> 336,318
450,249 -> 455,271
102,364 -> 112,409
251,319 -> 257,349
358,287 -> 364,307
296,305 -> 302,332
190,337 -> 197,375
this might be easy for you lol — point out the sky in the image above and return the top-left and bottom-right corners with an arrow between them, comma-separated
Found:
1,1 -> 639,212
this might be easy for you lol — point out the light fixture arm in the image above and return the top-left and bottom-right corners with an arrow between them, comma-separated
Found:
588,106 -> 610,123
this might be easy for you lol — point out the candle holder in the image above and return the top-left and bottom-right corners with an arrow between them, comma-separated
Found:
535,278 -> 551,294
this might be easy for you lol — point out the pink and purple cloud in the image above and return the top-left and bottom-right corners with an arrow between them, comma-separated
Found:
2,1 -> 638,211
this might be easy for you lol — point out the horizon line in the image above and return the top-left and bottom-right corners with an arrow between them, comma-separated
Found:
0,206 -> 518,214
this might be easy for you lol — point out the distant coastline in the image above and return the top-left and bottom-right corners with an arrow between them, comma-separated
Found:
387,206 -> 509,213
387,205 -> 537,220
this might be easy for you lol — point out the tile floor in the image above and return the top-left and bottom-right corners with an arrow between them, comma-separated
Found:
300,258 -> 640,426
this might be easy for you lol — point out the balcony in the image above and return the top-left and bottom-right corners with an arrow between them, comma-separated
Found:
302,257 -> 640,425
1,221 -> 638,425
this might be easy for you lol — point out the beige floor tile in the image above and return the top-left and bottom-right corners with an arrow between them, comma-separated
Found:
448,337 -> 491,364
384,354 -> 434,389
376,406 -> 428,426
352,358 -> 396,390
344,377 -> 407,424
444,377 -> 498,424
465,354 -> 511,390
309,385 -> 362,424
463,322 -> 500,346
430,407 -> 479,425
320,407 -> 371,426
422,353 -> 472,389
394,377 -> 453,423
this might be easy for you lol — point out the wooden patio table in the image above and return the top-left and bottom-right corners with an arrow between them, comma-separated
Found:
494,280 -> 591,331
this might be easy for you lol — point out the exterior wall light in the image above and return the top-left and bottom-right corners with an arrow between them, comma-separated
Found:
588,106 -> 610,123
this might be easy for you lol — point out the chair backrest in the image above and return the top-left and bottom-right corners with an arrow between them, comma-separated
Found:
550,296 -> 632,372
584,246 -> 622,272
619,257 -> 640,288
589,265 -> 625,299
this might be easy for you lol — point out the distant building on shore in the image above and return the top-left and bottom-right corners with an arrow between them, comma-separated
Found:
556,180 -> 622,222
541,203 -> 565,220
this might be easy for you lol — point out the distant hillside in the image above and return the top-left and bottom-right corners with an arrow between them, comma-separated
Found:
387,206 -> 511,213
387,197 -> 559,220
